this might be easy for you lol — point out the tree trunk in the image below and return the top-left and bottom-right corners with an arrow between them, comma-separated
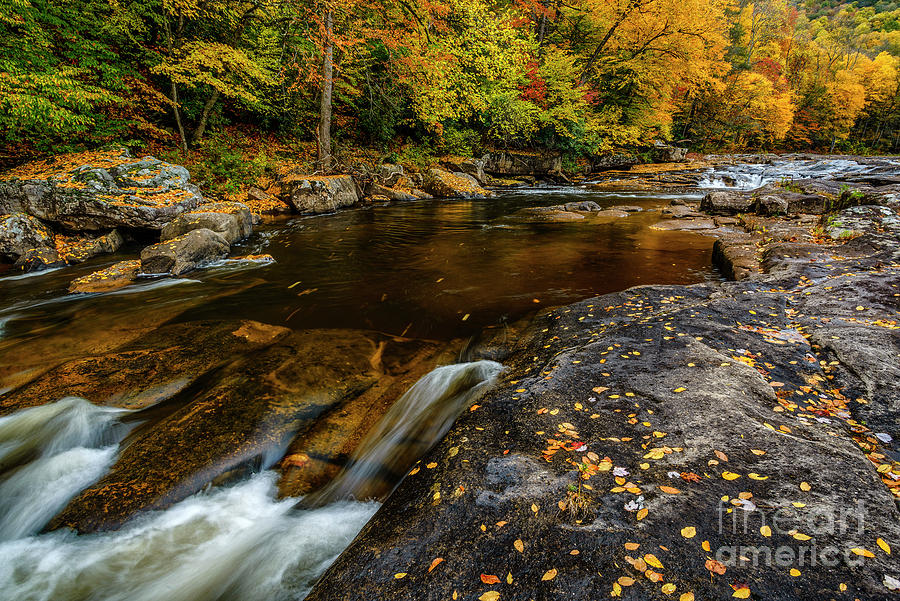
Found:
164,15 -> 189,154
192,89 -> 221,146
318,7 -> 334,171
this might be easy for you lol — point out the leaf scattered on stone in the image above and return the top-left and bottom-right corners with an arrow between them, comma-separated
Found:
541,569 -> 557,581
428,558 -> 443,573
851,547 -> 875,558
681,526 -> 696,538
661,583 -> 677,595
877,538 -> 891,554
478,592 -> 500,601
513,539 -> 524,553
394,572 -> 407,579
732,586 -> 750,598
481,574 -> 500,584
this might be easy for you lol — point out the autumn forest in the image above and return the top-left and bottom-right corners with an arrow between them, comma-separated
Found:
4,0 -> 900,168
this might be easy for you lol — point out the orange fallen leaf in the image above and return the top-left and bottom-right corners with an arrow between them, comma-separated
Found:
705,559 -> 726,575
481,574 -> 500,584
428,558 -> 444,573
542,568 -> 558,581
659,485 -> 681,494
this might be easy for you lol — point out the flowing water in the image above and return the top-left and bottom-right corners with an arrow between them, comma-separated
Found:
0,165 -> 857,600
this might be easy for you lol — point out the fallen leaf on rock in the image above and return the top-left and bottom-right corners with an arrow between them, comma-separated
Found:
428,558 -> 443,573
644,554 -> 663,569
750,449 -> 766,456
680,593 -> 695,601
800,481 -> 811,491
705,559 -> 726,575
624,542 -> 640,551
617,576 -> 635,586
877,538 -> 891,554
722,471 -> 741,480
636,508 -> 649,521
593,386 -> 609,394
760,525 -> 772,537
514,539 -> 524,553
645,569 -> 664,582
481,574 -> 500,584
662,583 -> 677,595
732,586 -> 750,598
715,450 -> 729,462
394,573 -> 407,579
851,547 -> 874,558
506,572 -> 513,584
681,526 -> 696,538
542,569 -> 557,581
790,568 -> 801,577
702,540 -> 711,552
479,592 -> 500,601
659,485 -> 681,494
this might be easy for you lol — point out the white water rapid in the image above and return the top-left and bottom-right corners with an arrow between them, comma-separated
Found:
0,360 -> 502,601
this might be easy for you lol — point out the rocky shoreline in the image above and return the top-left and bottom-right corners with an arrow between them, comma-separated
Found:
305,196 -> 900,598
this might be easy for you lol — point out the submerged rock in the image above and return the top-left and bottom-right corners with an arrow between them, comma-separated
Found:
140,228 -> 229,275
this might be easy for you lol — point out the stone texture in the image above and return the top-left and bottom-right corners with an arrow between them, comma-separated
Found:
68,259 -> 142,294
0,149 -> 203,230
0,213 -> 54,262
423,168 -> 491,199
161,201 -> 252,244
280,175 -> 360,214
483,151 -> 562,176
140,228 -> 229,275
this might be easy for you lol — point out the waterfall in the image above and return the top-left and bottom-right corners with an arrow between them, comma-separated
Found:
0,397 -> 130,540
307,360 -> 503,505
0,361 -> 502,601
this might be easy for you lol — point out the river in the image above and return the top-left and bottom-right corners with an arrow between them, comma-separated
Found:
0,157 -> 888,600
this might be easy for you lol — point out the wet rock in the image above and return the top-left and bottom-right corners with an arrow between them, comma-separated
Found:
376,164 -> 404,186
280,175 -> 360,214
161,201 -> 253,244
700,190 -> 755,215
510,208 -> 585,222
0,149 -> 203,230
483,151 -> 562,176
423,168 -> 491,199
1,320 -> 291,414
56,229 -> 124,265
367,183 -> 418,202
589,153 -> 641,173
140,228 -> 229,275
651,218 -> 718,231
68,259 -> 141,294
307,217 -> 900,600
46,329 -> 439,533
662,204 -> 704,219
0,213 -> 54,263
652,143 -> 688,162
609,205 -> 643,213
712,233 -> 759,280
14,247 -> 65,271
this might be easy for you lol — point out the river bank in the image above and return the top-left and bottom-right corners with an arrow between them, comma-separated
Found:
307,199 -> 900,599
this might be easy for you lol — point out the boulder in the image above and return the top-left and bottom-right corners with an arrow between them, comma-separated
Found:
68,259 -> 141,294
55,229 -> 124,265
161,201 -> 252,244
0,213 -> 54,263
442,158 -> 487,183
423,168 -> 491,199
652,143 -> 688,162
589,153 -> 641,173
376,163 -> 404,186
140,228 -> 229,275
280,175 -> 359,214
483,151 -> 562,176
14,247 -> 65,271
0,149 -> 203,230
700,190 -> 755,215
367,183 -> 418,202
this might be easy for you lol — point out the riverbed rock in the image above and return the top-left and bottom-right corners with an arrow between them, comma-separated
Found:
367,183 -> 418,202
0,320 -> 292,414
700,190 -> 756,215
307,207 -> 900,601
280,174 -> 360,214
376,163 -> 404,186
160,201 -> 253,244
0,213 -> 55,263
0,148 -> 203,230
652,144 -> 688,162
45,329 -> 450,533
423,168 -> 491,199
68,259 -> 142,294
483,151 -> 562,176
140,228 -> 229,275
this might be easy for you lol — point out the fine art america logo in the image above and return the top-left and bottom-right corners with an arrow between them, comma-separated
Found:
715,498 -> 869,568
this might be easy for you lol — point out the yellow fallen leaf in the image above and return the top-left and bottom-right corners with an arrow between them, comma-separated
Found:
612,582 -> 622,597
790,568 -> 801,577
479,593 -> 500,601
662,583 -> 676,595
877,538 -> 891,554
850,547 -> 874,558
617,576 -> 634,586
674,387 -> 686,393
624,542 -> 640,551
394,572 -> 407,579
760,525 -> 772,537
531,503 -> 539,513
506,572 -> 513,584
750,449 -> 766,455
644,554 -> 663,569
426,462 -> 437,469
514,539 -> 524,553
748,473 -> 768,480
793,532 -> 811,541
732,586 -> 750,598
542,568 -> 557,581
702,540 -> 711,552
681,526 -> 696,539
799,481 -> 811,491
722,471 -> 741,480
636,508 -> 649,521
680,593 -> 695,601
